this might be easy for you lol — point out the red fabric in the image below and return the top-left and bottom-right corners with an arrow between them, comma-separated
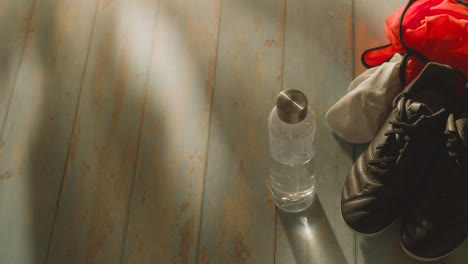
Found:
405,57 -> 426,84
363,0 -> 468,95
363,45 -> 398,67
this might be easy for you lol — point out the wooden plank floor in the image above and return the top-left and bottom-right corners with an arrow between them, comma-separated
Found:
0,0 -> 98,263
0,0 -> 467,263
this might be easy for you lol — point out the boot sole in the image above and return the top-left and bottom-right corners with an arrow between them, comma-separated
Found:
400,238 -> 461,262
339,200 -> 398,236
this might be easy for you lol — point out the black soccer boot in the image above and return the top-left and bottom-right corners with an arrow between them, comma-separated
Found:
400,96 -> 468,261
340,63 -> 457,235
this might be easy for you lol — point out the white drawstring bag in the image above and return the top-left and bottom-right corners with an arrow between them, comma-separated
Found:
326,53 -> 404,143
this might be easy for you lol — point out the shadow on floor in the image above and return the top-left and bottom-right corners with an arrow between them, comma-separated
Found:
278,194 -> 346,264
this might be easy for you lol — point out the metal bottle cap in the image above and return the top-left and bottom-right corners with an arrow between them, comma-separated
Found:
276,89 -> 308,124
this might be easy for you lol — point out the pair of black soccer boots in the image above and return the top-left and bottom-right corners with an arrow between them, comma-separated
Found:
340,63 -> 468,261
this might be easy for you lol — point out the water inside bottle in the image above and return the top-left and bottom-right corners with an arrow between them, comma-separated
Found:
270,152 -> 315,212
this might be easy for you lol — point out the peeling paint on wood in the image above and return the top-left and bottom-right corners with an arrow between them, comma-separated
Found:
46,0 -> 158,263
197,0 -> 282,263
121,0 -> 222,263
0,0 -> 34,133
0,170 -> 13,180
0,0 -> 98,263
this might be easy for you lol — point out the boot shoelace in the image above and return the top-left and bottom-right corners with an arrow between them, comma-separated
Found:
367,118 -> 416,177
445,130 -> 468,169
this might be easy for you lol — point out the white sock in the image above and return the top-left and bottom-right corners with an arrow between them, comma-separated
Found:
326,53 -> 404,143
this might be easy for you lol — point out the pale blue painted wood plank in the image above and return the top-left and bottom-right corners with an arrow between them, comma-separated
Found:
121,0 -> 222,263
0,0 -> 33,132
197,0 -> 285,263
0,0 -> 98,263
46,1 -> 159,263
275,0 -> 355,263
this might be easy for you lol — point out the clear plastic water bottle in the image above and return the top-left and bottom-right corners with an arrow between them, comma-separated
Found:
268,89 -> 316,212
